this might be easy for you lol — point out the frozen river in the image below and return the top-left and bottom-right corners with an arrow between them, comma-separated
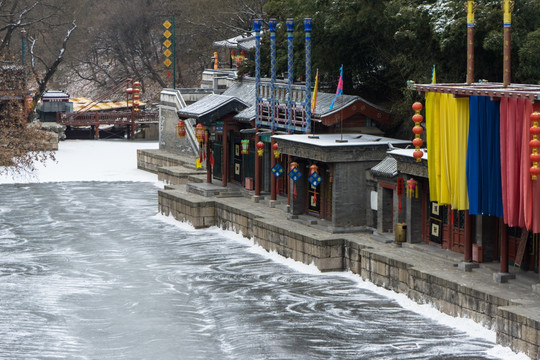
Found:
0,141 -> 527,359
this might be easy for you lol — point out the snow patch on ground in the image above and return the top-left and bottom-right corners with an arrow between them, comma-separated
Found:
0,140 -> 160,185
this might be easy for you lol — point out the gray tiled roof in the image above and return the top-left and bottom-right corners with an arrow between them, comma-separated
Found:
177,94 -> 248,125
222,81 -> 256,105
177,78 -> 391,124
312,92 -> 358,117
371,156 -> 398,178
213,33 -> 257,51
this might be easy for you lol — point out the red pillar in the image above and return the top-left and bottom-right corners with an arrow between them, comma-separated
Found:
222,124 -> 228,187
206,133 -> 212,184
500,221 -> 509,273
464,210 -> 472,262
287,155 -> 292,206
255,135 -> 261,196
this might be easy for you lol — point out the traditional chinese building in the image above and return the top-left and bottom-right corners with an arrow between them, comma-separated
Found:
401,0 -> 540,284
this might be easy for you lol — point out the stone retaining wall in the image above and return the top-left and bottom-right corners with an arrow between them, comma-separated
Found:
498,306 -> 540,357
156,186 -> 539,359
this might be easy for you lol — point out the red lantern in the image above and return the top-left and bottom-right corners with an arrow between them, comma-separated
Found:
530,111 -> 540,180
176,120 -> 186,138
412,114 -> 423,123
290,162 -> 298,170
126,88 -> 133,94
256,141 -> 264,157
272,143 -> 280,159
412,102 -> 423,112
309,164 -> 318,175
411,102 -> 424,162
195,123 -> 205,143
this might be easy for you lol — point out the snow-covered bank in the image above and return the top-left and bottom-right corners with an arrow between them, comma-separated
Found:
0,140 -> 159,184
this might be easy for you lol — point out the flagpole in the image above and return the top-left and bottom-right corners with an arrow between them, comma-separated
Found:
335,64 -> 347,143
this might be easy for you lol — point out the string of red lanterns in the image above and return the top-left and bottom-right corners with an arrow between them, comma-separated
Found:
132,81 -> 141,114
530,111 -> 540,180
412,102 -> 424,162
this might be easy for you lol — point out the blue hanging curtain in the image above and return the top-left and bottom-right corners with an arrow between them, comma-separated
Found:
466,96 -> 503,217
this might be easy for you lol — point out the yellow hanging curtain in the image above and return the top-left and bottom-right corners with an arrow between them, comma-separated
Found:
426,92 -> 469,210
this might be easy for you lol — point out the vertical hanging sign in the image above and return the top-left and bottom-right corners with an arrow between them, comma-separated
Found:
163,19 -> 176,89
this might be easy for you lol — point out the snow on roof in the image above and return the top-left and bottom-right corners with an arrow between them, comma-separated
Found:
388,148 -> 427,160
273,133 -> 410,148
213,32 -> 257,51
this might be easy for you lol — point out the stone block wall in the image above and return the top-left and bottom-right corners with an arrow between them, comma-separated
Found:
360,249 -> 511,329
138,150 -> 185,173
158,190 -> 215,229
157,187 -> 540,359
497,306 -> 540,358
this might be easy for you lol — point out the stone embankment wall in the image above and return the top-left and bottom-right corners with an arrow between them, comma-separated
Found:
140,149 -> 540,358
157,189 -> 539,358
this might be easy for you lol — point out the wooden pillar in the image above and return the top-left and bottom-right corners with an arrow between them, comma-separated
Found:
464,210 -> 472,262
500,221 -> 509,273
503,0 -> 512,87
222,124 -> 228,187
206,133 -> 212,184
95,113 -> 99,139
466,1 -> 475,84
255,135 -> 261,196
270,137 -> 276,200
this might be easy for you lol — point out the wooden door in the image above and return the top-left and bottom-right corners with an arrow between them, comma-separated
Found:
450,209 -> 466,253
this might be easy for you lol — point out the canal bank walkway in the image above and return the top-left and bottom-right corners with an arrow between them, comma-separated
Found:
138,148 -> 540,359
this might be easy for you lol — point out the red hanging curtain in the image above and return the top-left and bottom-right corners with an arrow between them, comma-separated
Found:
499,98 -> 540,232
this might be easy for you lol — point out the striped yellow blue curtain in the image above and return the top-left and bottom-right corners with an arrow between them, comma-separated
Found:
426,92 -> 470,210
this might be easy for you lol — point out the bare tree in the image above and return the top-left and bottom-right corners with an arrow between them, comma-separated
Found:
28,20 -> 77,116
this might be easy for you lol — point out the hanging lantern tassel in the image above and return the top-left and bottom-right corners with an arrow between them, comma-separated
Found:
406,178 -> 418,198
412,102 -> 424,162
530,112 -> 540,180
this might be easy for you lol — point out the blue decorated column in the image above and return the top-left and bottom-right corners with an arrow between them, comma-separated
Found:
269,19 -> 277,131
304,18 -> 312,134
254,19 -> 262,128
286,18 -> 294,133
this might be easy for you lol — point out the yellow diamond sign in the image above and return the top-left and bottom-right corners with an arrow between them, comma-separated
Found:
164,58 -> 172,67
163,39 -> 172,48
163,49 -> 172,57
163,20 -> 172,29
163,30 -> 172,39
